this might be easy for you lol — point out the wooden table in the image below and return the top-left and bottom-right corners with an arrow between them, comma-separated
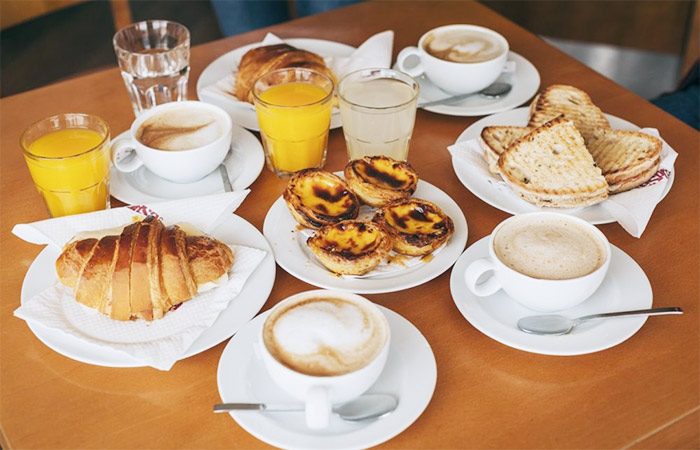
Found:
1,1 -> 698,448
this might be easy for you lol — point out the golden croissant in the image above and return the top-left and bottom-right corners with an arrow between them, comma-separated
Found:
234,43 -> 338,103
55,216 -> 234,321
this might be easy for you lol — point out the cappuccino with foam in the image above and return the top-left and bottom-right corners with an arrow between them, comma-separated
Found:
494,214 -> 607,280
136,108 -> 226,151
423,29 -> 504,63
262,296 -> 388,376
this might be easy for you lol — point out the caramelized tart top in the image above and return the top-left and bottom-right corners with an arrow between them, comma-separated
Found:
375,198 -> 452,237
349,156 -> 418,191
284,169 -> 360,226
308,221 -> 388,258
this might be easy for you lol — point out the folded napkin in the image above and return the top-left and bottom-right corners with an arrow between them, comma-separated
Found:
13,192 -> 268,371
447,128 -> 677,237
201,30 -> 394,106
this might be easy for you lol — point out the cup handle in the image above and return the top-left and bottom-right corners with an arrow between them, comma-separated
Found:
111,137 -> 143,173
396,46 -> 425,78
464,258 -> 502,297
305,386 -> 331,429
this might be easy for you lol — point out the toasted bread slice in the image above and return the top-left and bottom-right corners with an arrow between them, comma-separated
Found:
498,116 -> 608,208
528,85 -> 611,144
587,130 -> 662,193
479,126 -> 533,174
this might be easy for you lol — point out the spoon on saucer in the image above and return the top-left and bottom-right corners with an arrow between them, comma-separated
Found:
418,82 -> 512,108
517,307 -> 683,336
213,393 -> 398,422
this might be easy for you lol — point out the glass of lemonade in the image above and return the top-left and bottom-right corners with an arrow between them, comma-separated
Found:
338,68 -> 419,161
253,68 -> 334,178
113,20 -> 190,116
21,114 -> 111,217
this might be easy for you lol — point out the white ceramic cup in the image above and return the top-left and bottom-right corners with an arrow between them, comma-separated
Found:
396,24 -> 509,95
464,212 -> 611,312
259,290 -> 390,429
110,101 -> 232,183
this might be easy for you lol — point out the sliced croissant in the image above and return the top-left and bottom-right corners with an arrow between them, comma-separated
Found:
56,216 -> 234,321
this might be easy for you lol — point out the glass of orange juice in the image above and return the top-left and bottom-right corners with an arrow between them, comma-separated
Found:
21,114 -> 111,217
252,68 -> 334,178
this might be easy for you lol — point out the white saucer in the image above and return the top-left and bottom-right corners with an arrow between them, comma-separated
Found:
451,107 -> 675,224
263,179 -> 468,294
449,237 -> 653,356
197,38 -> 354,131
217,305 -> 436,450
415,52 -> 540,116
110,125 -> 264,205
19,214 -> 276,367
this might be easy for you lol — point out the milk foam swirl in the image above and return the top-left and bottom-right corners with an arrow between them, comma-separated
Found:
136,109 -> 225,151
424,30 -> 504,63
263,297 -> 388,376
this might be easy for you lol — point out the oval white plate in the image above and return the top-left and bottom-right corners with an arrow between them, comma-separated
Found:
449,237 -> 653,355
217,305 -> 436,450
110,125 -> 264,205
19,214 -> 275,367
451,107 -> 675,224
197,38 -> 355,131
263,180 -> 468,294
417,51 -> 540,116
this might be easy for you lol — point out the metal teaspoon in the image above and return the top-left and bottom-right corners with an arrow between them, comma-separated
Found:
517,307 -> 684,336
418,81 -> 513,108
213,393 -> 398,422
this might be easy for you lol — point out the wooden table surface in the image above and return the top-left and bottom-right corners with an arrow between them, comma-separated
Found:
1,1 -> 698,448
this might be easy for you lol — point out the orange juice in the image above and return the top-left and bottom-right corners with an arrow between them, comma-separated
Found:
254,75 -> 333,177
23,126 -> 111,217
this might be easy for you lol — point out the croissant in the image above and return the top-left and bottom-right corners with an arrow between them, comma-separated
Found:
234,43 -> 338,103
55,216 -> 234,321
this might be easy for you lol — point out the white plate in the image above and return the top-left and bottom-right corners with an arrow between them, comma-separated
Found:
217,305 -> 436,450
415,52 -> 540,116
452,107 -> 675,224
449,237 -> 653,356
110,126 -> 264,205
197,38 -> 355,131
263,180 -> 468,294
19,214 -> 276,367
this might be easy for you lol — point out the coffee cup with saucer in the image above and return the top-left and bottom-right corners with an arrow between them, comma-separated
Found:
216,290 -> 437,448
396,24 -> 509,95
111,100 -> 232,183
464,212 -> 611,312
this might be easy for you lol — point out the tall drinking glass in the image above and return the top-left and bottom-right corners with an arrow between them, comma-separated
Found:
113,20 -> 190,116
338,68 -> 419,161
21,114 -> 111,217
253,68 -> 334,178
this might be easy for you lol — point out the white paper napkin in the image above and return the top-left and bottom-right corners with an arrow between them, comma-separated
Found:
12,192 -> 269,371
202,30 -> 394,105
447,128 -> 677,237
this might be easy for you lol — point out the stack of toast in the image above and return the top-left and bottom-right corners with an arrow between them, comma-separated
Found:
479,85 -> 662,208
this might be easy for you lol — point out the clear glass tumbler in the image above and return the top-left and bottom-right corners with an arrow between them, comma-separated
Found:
253,68 -> 334,178
113,20 -> 190,116
338,68 -> 419,162
21,114 -> 111,217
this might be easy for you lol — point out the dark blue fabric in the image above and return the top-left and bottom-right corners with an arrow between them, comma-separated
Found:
211,0 -> 290,36
212,0 -> 364,37
651,62 -> 699,130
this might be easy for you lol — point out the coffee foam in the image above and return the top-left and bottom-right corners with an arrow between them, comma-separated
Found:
424,30 -> 503,63
494,215 -> 606,280
263,297 -> 387,376
136,108 -> 225,151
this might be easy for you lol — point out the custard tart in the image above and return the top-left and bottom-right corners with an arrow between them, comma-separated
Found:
284,169 -> 360,229
307,220 -> 392,275
344,156 -> 419,207
372,198 -> 454,256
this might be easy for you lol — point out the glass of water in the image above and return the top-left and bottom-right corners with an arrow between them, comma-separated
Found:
337,68 -> 419,162
113,20 -> 190,116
